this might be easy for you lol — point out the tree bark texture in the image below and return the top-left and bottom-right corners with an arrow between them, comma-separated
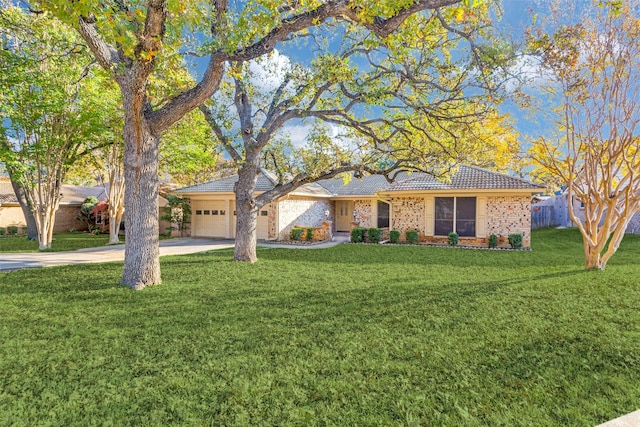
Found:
234,163 -> 260,263
120,91 -> 161,289
8,176 -> 38,240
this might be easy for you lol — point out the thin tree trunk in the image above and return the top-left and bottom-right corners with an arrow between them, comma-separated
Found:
583,241 -> 603,270
234,162 -> 260,263
107,207 -> 123,244
8,176 -> 38,240
120,94 -> 161,289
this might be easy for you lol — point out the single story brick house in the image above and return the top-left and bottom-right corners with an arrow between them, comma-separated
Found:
0,178 -> 106,233
177,165 -> 544,247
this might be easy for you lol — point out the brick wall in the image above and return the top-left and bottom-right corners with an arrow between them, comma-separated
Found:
389,197 -> 426,238
382,194 -> 533,247
55,205 -> 88,232
486,196 -> 531,247
0,206 -> 27,229
353,200 -> 373,229
277,198 -> 331,240
0,204 -> 88,233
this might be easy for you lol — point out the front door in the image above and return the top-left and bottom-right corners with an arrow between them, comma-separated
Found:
336,200 -> 353,232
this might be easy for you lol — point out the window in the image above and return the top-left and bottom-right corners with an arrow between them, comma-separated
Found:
204,210 -> 210,215
195,210 -> 202,215
212,210 -> 219,215
377,201 -> 390,228
260,210 -> 268,216
434,197 -> 476,237
220,210 -> 226,215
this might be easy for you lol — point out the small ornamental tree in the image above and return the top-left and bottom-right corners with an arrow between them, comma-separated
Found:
78,196 -> 99,231
528,0 -> 640,269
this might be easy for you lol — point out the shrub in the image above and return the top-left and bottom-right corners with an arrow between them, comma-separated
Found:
290,228 -> 304,240
92,229 -> 101,235
405,229 -> 419,244
0,227 -> 5,236
488,233 -> 498,248
367,227 -> 381,243
508,233 -> 523,249
305,227 -> 314,241
7,226 -> 18,236
69,227 -> 77,234
350,227 -> 365,243
448,232 -> 459,246
389,230 -> 400,244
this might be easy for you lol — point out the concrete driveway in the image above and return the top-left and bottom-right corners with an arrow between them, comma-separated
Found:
0,235 -> 349,272
0,238 -> 235,272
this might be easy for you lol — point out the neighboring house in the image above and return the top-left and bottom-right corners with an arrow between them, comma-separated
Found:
533,190 -> 640,234
0,177 -> 106,233
89,193 -> 171,234
177,165 -> 544,247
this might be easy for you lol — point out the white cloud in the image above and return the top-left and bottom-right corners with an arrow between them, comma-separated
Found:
247,49 -> 293,94
279,123 -> 313,148
505,54 -> 556,93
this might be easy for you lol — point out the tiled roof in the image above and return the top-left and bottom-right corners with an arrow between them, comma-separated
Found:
317,174 -> 395,196
177,172 -> 276,193
0,180 -> 106,205
382,165 -> 544,192
290,182 -> 333,197
176,165 -> 543,196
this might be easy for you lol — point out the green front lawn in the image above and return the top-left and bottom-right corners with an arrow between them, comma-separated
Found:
0,232 -> 122,252
1,228 -> 640,425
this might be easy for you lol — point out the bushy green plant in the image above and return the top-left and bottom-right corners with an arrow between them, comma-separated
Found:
389,230 -> 400,244
0,227 -> 6,236
405,229 -> 418,244
448,232 -> 459,246
350,227 -> 365,243
290,228 -> 304,241
488,233 -> 498,248
306,227 -> 314,241
7,226 -> 18,236
508,233 -> 523,249
78,196 -> 99,230
160,195 -> 192,235
367,228 -> 381,243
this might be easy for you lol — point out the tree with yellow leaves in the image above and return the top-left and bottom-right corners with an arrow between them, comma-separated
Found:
32,0 -> 509,288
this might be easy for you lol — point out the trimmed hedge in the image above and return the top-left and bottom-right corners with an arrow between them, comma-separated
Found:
488,234 -> 498,248
367,228 -> 381,243
448,232 -> 459,246
508,233 -> 523,249
351,227 -> 366,243
389,230 -> 400,244
290,228 -> 304,241
405,229 -> 418,244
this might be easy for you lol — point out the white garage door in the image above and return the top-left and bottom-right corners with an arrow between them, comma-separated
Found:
193,201 -> 227,238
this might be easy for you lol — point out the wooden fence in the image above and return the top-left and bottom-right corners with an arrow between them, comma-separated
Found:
531,205 -> 557,229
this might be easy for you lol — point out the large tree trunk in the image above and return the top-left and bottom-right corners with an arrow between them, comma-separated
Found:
120,94 -> 161,289
8,176 -> 38,240
234,162 -> 260,263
